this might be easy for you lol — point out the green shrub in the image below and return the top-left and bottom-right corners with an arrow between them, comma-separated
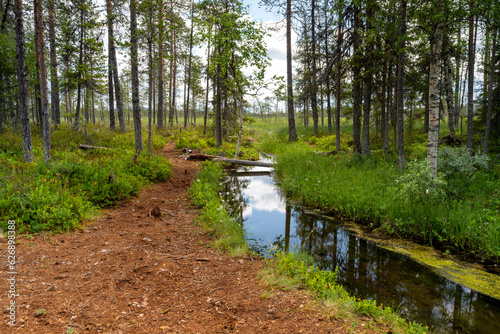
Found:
438,146 -> 490,177
0,125 -> 174,233
128,154 -> 173,182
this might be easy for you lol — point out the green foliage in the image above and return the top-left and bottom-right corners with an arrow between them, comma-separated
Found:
395,160 -> 447,205
175,126 -> 259,160
189,161 -> 247,254
438,146 -> 490,177
267,252 -> 428,334
0,167 -> 96,233
128,154 -> 173,183
266,139 -> 500,262
0,125 -> 173,233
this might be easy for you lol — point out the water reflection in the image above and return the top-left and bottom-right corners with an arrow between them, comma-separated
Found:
223,166 -> 500,333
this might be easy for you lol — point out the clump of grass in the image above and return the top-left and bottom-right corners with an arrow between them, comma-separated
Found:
189,161 -> 248,253
262,251 -> 428,334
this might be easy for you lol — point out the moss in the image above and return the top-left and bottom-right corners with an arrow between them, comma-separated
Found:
341,221 -> 500,300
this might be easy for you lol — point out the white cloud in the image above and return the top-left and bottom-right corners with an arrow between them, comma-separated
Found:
243,178 -> 286,218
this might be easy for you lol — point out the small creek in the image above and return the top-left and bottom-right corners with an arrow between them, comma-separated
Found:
221,157 -> 500,334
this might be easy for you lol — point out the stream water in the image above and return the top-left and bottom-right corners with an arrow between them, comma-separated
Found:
221,159 -> 500,333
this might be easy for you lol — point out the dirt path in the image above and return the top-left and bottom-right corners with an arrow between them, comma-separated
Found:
1,143 -> 350,333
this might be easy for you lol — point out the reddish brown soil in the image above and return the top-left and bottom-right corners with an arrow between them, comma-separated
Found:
0,143 -> 379,333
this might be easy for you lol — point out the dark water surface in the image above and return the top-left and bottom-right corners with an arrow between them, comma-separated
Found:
222,161 -> 500,333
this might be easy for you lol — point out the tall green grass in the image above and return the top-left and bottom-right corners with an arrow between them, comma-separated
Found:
189,161 -> 248,255
256,131 -> 500,262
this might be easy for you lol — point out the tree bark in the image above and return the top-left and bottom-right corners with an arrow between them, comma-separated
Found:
310,0 -> 319,135
74,4 -> 84,130
184,0 -> 195,128
286,0 -> 297,142
444,40 -> 455,139
203,26 -> 211,135
428,5 -> 444,176
130,0 -> 142,153
157,0 -> 165,129
361,2 -> 374,156
106,0 -> 116,131
381,50 -> 389,161
34,0 -> 50,164
14,0 -> 33,162
147,1 -> 154,154
335,2 -> 342,151
106,0 -> 125,133
215,44 -> 222,148
48,0 -> 60,127
352,2 -> 361,154
467,2 -> 475,154
483,26 -> 496,154
396,0 -> 406,172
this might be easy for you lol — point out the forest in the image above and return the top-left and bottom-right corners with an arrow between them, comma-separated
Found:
1,0 -> 500,332
0,0 -> 499,260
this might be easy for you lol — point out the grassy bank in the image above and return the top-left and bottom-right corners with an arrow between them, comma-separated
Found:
261,252 -> 428,333
188,161 -> 248,255
250,120 -> 500,263
0,124 -> 172,233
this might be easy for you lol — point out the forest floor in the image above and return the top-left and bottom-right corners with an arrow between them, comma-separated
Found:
0,143 -> 388,334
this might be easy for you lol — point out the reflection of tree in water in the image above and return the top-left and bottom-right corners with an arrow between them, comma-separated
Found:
222,175 -> 250,223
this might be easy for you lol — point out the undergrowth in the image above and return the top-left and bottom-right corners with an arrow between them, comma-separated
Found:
189,161 -> 248,255
0,124 -> 172,233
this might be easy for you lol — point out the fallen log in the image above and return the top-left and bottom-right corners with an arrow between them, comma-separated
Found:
78,144 -> 114,150
187,153 -> 273,167
186,153 -> 218,161
213,158 -> 273,167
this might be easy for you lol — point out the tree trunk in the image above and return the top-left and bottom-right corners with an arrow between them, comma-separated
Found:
184,0 -> 195,128
335,2 -> 342,151
215,45 -> 223,148
34,0 -> 50,164
467,4 -> 475,154
147,1 -> 153,154
381,50 -> 389,161
286,0 -> 297,142
352,2 -> 362,153
203,27 -> 211,135
157,0 -> 164,129
483,26 -> 497,154
14,0 -> 33,162
444,40 -> 455,139
106,0 -> 116,131
362,3 -> 374,156
74,4 -> 84,130
48,0 -> 60,127
396,0 -> 406,172
428,7 -> 443,176
310,0 -> 319,135
130,0 -> 142,153
168,30 -> 176,126
107,0 -> 125,133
